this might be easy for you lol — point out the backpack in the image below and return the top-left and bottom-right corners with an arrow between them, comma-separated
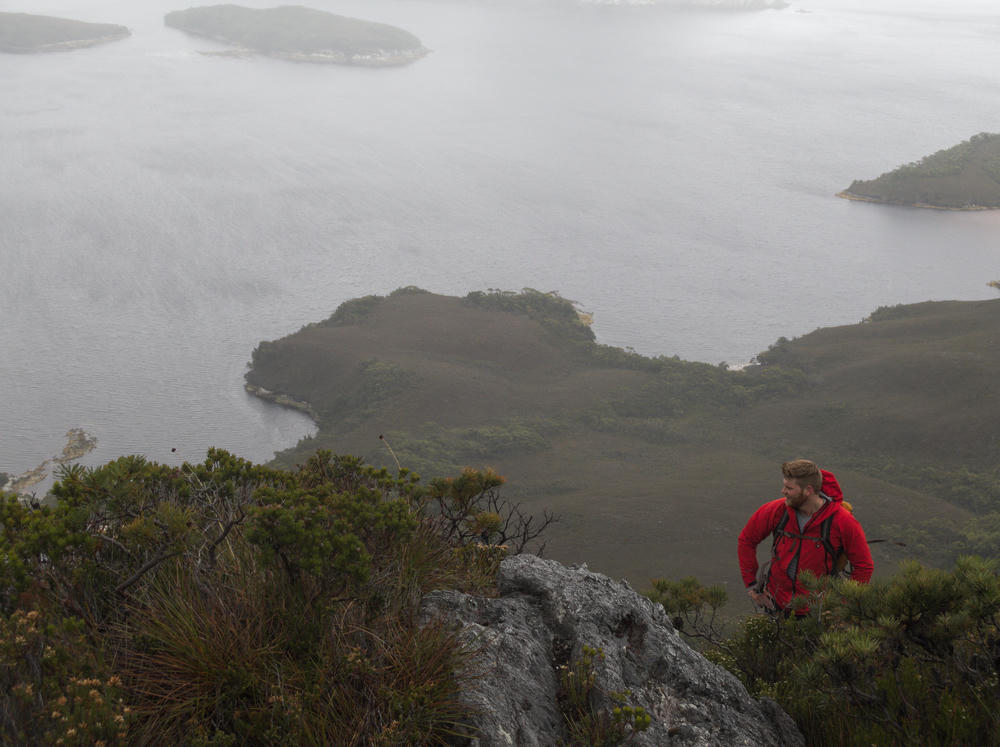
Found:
771,469 -> 854,577
754,470 -> 853,594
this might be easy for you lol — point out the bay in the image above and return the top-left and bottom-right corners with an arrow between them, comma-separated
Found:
2,0 -> 998,485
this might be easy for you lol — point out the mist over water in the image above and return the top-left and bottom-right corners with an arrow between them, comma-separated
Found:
2,0 -> 999,480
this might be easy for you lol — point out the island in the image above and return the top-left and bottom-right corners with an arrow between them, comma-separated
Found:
838,132 -> 1000,209
163,5 -> 428,66
0,12 -> 130,53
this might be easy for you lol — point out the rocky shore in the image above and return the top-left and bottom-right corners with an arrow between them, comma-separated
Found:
5,428 -> 97,495
244,383 -> 318,420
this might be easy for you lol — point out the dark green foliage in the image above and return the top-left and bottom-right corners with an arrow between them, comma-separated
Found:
882,510 -> 1000,570
890,463 -> 1000,514
321,294 -> 385,327
0,450 -> 550,744
425,467 -> 558,554
651,561 -> 1000,746
556,645 -> 651,746
837,457 -> 1000,519
889,132 -> 1000,181
844,132 -> 1000,208
381,418 -> 556,477
318,287 -> 427,329
464,288 -> 596,346
389,285 -> 432,297
864,303 -> 922,323
337,359 -> 417,416
646,576 -> 728,645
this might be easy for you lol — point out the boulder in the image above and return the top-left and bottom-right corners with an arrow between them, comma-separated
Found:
420,554 -> 802,746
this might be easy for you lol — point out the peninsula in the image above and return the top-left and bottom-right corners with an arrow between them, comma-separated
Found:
0,12 -> 130,53
245,287 -> 1000,588
838,132 -> 1000,209
164,5 -> 428,66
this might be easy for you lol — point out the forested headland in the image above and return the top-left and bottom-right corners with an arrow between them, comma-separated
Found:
839,132 -> 1000,209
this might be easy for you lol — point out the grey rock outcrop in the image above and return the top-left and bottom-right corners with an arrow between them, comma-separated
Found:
420,554 -> 802,746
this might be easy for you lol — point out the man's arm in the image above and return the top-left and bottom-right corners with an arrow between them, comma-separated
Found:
738,500 -> 782,588
840,513 -> 874,583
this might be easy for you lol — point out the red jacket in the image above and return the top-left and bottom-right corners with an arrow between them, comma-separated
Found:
738,471 -> 874,611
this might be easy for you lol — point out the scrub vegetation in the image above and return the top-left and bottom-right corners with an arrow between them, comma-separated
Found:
246,289 -> 1000,591
840,132 -> 1000,209
0,449 -> 552,744
7,289 -> 1000,743
651,559 -> 1000,746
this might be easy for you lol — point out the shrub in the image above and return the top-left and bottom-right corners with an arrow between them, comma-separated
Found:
650,560 -> 1000,746
556,645 -> 651,746
0,449 -> 554,743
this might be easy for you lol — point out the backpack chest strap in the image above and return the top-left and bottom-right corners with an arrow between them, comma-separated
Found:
771,512 -> 840,571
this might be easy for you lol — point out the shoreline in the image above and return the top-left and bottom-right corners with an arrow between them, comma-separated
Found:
244,383 -> 319,420
836,190 -> 997,211
5,428 -> 98,496
200,45 -> 430,66
1,30 -> 131,54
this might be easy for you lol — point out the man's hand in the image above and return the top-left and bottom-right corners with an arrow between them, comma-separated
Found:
747,587 -> 776,610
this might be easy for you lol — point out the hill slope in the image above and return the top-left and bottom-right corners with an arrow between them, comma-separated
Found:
247,289 -> 998,591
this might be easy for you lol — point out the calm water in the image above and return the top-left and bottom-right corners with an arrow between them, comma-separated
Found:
2,0 -> 999,483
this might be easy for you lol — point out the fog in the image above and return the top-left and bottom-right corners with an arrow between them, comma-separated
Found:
2,0 -> 999,484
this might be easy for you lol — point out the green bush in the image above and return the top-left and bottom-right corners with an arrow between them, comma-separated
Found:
556,645 -> 651,746
650,560 -> 1000,746
0,450 -> 553,744
464,288 -> 596,346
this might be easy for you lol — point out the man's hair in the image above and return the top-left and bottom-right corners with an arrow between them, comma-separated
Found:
782,459 -> 822,493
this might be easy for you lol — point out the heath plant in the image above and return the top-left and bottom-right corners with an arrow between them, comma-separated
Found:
0,448 -> 554,744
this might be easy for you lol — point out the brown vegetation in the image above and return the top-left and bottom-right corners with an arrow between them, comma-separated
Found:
247,289 -> 1000,603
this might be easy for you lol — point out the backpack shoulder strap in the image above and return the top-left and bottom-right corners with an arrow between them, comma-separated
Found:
772,510 -> 846,576
819,512 -> 850,575
769,511 -> 790,555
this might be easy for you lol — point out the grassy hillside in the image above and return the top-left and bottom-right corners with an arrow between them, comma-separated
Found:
0,12 -> 129,53
839,132 -> 1000,209
247,289 -> 1000,599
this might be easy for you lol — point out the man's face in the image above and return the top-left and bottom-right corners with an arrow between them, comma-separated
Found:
782,478 -> 809,509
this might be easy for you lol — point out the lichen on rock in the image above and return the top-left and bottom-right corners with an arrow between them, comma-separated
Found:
420,553 -> 803,746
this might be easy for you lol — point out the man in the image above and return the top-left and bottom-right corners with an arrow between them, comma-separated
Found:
738,459 -> 873,613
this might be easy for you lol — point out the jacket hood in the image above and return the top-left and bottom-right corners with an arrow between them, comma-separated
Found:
820,469 -> 844,504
